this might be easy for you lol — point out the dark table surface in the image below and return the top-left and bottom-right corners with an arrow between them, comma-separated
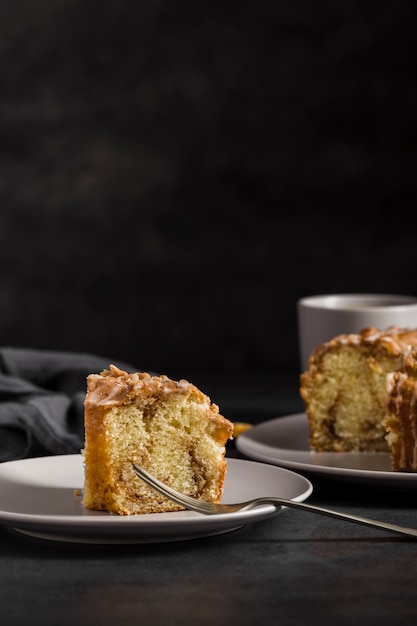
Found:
1,371 -> 417,626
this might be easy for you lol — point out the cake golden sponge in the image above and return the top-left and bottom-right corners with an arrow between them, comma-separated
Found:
82,366 -> 234,515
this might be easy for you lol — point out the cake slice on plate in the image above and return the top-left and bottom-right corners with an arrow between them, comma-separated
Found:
300,326 -> 417,453
82,366 -> 233,515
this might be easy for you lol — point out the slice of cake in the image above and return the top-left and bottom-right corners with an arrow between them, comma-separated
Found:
300,326 -> 417,453
82,366 -> 234,515
385,348 -> 417,471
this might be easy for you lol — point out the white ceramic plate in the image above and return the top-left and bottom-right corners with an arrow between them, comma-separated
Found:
236,413 -> 417,488
0,454 -> 312,543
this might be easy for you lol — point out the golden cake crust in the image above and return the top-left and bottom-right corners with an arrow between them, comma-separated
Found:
300,326 -> 417,453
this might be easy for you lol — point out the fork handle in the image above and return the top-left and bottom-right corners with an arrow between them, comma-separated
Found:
258,497 -> 417,539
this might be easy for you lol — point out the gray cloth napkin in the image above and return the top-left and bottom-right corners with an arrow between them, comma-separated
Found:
0,347 -> 137,462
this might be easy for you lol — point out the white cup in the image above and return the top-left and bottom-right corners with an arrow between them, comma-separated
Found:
297,293 -> 417,372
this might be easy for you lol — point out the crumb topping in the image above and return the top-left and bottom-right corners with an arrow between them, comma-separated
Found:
311,326 -> 417,361
86,365 -> 207,407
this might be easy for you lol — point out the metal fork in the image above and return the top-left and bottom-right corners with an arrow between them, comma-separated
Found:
132,463 -> 417,539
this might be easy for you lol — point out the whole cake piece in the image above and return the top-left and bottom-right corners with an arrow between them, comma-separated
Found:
82,366 -> 234,515
385,347 -> 417,471
300,326 -> 417,453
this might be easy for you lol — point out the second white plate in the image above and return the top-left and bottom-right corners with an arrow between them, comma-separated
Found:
236,413 -> 417,488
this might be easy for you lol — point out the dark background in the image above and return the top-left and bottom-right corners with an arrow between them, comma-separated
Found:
1,1 -> 416,384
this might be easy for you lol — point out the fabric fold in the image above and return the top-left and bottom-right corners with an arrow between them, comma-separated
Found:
0,347 -> 137,462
